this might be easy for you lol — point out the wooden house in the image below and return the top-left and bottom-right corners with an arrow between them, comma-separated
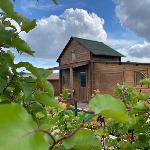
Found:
57,37 -> 150,102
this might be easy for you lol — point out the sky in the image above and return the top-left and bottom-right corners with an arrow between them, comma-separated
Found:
12,0 -> 150,69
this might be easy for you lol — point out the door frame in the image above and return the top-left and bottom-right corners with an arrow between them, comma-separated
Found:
78,66 -> 88,102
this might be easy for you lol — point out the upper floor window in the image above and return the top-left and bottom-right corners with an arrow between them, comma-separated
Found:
71,50 -> 76,61
135,71 -> 147,85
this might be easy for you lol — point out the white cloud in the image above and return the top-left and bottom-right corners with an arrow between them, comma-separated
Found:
21,8 -> 107,59
126,42 -> 150,58
115,0 -> 150,42
117,41 -> 150,61
106,38 -> 137,49
115,0 -> 150,61
122,56 -> 150,63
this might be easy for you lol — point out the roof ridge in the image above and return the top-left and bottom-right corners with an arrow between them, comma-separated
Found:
72,36 -> 103,43
72,36 -> 124,57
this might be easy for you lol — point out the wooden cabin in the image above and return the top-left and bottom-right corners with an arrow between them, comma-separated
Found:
57,37 -> 150,102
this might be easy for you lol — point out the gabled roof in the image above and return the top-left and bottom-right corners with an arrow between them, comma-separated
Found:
57,37 -> 124,62
73,37 -> 124,57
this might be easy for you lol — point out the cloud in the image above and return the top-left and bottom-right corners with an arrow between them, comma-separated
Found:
115,0 -> 150,61
21,8 -> 107,59
106,38 -> 137,49
124,42 -> 150,58
116,41 -> 150,63
115,0 -> 150,42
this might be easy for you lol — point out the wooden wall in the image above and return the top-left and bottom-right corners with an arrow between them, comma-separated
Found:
93,63 -> 150,95
92,55 -> 121,62
59,40 -> 91,66
48,79 -> 60,96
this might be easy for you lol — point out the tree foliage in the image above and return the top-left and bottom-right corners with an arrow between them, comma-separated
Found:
0,0 -> 150,149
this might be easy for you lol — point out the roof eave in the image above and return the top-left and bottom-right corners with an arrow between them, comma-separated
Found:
91,52 -> 125,57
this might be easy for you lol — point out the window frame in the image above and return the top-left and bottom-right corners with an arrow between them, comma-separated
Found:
79,71 -> 87,87
134,70 -> 147,86
71,50 -> 76,61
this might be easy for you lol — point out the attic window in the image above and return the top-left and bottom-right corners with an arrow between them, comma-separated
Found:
71,51 -> 76,61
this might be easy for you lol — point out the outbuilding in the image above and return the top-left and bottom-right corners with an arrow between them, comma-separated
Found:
57,37 -> 150,102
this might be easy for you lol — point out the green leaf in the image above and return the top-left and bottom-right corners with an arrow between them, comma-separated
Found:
0,104 -> 49,150
0,0 -> 36,33
0,0 -> 13,15
52,0 -> 59,4
12,13 -> 37,33
28,102 -> 44,113
15,62 -> 54,96
18,81 -> 33,99
63,129 -> 101,150
89,95 -> 128,122
34,91 -> 58,107
38,79 -> 54,97
0,28 -> 14,46
5,51 -> 15,65
0,28 -> 33,55
15,62 -> 52,79
2,20 -> 17,31
130,101 -> 148,114
140,78 -> 150,86
0,77 -> 7,94
12,36 -> 34,55
21,19 -> 36,33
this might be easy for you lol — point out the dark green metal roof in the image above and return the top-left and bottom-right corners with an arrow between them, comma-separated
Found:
73,37 -> 124,57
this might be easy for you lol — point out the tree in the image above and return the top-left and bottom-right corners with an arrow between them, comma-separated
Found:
0,0 -> 149,149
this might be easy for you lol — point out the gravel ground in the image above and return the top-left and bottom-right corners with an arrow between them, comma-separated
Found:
77,102 -> 88,111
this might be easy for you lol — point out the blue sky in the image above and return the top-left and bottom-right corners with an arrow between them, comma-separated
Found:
12,0 -> 150,69
14,0 -> 130,38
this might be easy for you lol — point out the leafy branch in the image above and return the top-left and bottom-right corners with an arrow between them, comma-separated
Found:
49,121 -> 85,150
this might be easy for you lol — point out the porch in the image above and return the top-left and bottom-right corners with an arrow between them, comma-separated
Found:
53,61 -> 92,102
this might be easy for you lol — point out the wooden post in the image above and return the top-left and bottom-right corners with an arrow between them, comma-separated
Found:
70,67 -> 74,98
90,62 -> 94,98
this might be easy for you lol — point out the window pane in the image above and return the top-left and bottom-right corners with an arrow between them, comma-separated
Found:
80,72 -> 86,87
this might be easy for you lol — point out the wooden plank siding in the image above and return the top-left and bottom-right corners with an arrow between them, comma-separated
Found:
93,62 -> 150,95
59,40 -> 91,66
48,79 -> 60,96
92,55 -> 121,62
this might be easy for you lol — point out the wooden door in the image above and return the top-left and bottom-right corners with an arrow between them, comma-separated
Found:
78,68 -> 88,101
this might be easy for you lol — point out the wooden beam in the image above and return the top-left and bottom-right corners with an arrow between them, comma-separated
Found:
90,62 -> 94,98
70,67 -> 74,98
